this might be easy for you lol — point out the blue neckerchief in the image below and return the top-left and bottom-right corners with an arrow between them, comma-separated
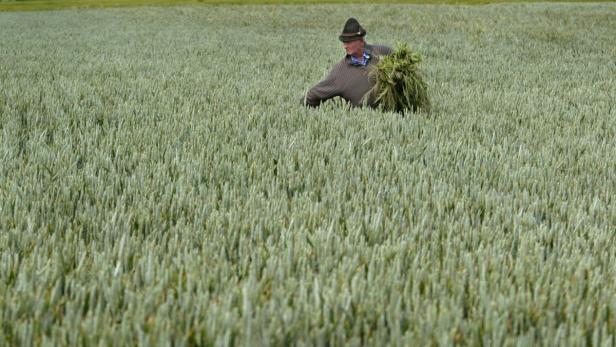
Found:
351,50 -> 370,66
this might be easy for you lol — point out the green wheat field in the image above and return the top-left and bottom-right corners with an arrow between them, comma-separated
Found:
1,2 -> 616,346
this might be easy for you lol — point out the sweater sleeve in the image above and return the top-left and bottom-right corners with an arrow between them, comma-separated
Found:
302,67 -> 341,107
370,44 -> 393,56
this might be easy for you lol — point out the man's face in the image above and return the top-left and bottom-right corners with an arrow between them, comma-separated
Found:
343,39 -> 364,57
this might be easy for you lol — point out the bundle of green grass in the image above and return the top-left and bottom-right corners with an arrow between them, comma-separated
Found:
369,43 -> 430,114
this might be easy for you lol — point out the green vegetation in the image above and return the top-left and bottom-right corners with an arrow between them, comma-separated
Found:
0,0 -> 613,12
370,43 -> 430,114
1,3 -> 616,346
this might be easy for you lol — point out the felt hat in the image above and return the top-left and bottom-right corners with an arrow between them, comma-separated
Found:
339,18 -> 366,42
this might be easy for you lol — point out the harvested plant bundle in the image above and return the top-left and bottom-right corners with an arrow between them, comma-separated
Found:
369,43 -> 430,113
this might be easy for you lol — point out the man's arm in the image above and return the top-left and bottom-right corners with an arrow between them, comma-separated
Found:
301,68 -> 341,107
369,44 -> 393,56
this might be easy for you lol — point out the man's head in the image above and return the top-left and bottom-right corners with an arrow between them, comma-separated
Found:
343,38 -> 365,58
339,18 -> 366,57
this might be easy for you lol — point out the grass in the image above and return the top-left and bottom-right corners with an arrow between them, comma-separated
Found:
369,43 -> 431,113
0,0 -> 613,12
1,2 -> 616,346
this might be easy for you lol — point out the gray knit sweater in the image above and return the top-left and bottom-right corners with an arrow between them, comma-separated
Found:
302,44 -> 393,108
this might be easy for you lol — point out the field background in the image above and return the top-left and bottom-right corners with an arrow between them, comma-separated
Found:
0,0 -> 613,11
2,2 -> 616,346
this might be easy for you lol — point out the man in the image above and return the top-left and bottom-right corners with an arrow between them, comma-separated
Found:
302,18 -> 392,108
